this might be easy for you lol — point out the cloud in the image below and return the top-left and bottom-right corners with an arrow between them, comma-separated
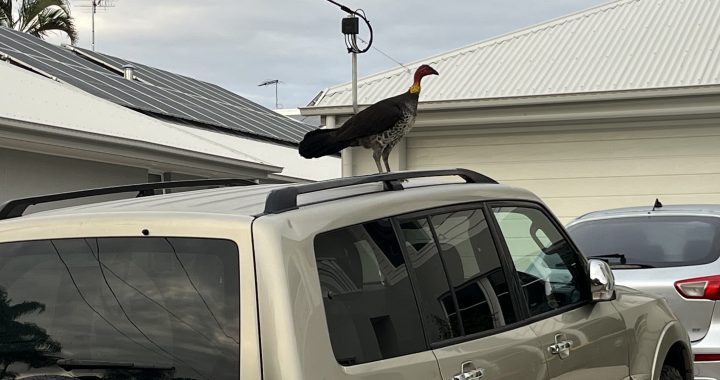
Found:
49,0 -> 608,109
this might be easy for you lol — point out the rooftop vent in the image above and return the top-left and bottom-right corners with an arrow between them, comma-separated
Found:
122,64 -> 135,80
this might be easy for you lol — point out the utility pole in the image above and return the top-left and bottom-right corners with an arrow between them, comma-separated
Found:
326,0 -> 373,115
346,15 -> 359,114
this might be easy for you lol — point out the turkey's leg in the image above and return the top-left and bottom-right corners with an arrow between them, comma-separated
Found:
372,149 -> 384,173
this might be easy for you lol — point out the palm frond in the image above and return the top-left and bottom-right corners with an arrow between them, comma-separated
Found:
19,0 -> 77,44
0,0 -> 12,28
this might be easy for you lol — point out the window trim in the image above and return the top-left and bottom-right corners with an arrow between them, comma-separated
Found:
487,201 -> 593,322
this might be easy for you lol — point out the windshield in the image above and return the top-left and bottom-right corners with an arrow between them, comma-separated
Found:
0,237 -> 239,380
567,216 -> 720,268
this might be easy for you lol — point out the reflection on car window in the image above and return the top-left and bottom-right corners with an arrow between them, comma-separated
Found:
0,237 -> 240,380
314,219 -> 426,366
493,206 -> 587,316
400,208 -> 516,344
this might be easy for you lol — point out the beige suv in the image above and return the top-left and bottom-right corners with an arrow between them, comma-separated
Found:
0,169 -> 691,380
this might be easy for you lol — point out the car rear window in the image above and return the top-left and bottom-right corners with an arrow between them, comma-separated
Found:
0,237 -> 239,380
568,216 -> 720,268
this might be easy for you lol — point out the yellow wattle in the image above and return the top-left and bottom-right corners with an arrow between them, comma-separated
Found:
409,83 -> 421,94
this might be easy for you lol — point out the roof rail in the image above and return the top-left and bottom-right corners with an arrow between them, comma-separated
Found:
0,178 -> 255,220
263,168 -> 497,214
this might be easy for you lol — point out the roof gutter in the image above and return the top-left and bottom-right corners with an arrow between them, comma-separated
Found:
0,116 -> 282,178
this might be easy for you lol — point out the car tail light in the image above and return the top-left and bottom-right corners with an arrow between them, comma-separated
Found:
674,275 -> 720,300
695,354 -> 720,362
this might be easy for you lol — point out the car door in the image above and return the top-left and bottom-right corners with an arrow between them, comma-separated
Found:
490,203 -> 629,379
395,206 -> 548,380
311,218 -> 443,380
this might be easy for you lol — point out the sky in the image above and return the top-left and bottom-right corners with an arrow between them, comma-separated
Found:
46,0 -> 609,110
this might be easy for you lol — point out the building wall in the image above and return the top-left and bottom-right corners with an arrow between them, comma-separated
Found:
0,148 -> 148,214
342,117 -> 720,225
407,121 -> 720,224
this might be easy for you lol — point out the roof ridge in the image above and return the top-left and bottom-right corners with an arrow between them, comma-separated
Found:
317,0 -> 640,100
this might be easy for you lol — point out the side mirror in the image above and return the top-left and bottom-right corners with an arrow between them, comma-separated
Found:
588,259 -> 616,302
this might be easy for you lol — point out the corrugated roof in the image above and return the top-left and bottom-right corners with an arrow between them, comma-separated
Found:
310,0 -> 720,108
0,27 -> 314,145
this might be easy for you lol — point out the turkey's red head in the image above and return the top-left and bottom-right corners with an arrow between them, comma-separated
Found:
414,64 -> 439,83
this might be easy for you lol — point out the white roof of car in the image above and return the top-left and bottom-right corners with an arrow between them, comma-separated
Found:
2,180 -> 541,222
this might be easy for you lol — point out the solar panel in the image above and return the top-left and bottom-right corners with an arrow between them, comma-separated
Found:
0,27 -> 313,144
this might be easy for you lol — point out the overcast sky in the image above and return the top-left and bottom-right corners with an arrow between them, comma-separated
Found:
48,0 -> 608,109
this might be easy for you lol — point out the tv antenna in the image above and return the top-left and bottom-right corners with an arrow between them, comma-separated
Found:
258,79 -> 282,109
76,0 -> 118,51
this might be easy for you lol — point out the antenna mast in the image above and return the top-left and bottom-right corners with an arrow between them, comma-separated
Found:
258,80 -> 282,109
76,0 -> 118,51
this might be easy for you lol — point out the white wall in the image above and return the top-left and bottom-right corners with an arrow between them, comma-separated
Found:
0,148 -> 148,214
404,120 -> 720,224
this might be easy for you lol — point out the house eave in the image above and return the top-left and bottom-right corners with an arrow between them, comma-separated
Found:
0,116 -> 282,178
300,85 -> 720,117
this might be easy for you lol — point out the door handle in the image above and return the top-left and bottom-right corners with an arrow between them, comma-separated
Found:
453,361 -> 485,380
548,334 -> 573,359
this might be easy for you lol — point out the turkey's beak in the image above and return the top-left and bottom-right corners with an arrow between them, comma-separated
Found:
429,67 -> 439,76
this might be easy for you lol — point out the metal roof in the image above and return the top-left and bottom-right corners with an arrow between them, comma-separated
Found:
310,0 -> 720,108
0,27 -> 314,144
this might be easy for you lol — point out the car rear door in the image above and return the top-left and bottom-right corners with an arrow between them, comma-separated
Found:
395,205 -> 548,380
491,203 -> 630,379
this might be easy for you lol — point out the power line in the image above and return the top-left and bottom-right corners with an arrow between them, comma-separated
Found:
357,36 -> 412,74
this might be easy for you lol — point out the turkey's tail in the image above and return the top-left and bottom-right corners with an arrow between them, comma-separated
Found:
298,128 -> 350,158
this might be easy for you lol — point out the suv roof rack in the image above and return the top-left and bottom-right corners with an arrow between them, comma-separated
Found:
0,178 -> 255,220
263,168 -> 497,214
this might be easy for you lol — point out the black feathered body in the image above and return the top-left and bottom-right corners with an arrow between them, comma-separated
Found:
298,91 -> 420,162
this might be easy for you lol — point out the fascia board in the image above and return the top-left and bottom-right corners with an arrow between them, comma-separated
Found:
300,85 -> 720,116
0,116 -> 282,177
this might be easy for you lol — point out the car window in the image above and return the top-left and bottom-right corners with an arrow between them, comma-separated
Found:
492,206 -> 587,317
568,216 -> 720,268
314,219 -> 426,366
0,237 -> 240,380
399,208 -> 517,344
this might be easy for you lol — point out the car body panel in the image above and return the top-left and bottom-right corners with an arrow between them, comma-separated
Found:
613,266 -> 717,342
0,212 -> 262,380
609,286 -> 692,380
432,325 -> 547,380
252,203 -> 444,380
529,301 -> 629,379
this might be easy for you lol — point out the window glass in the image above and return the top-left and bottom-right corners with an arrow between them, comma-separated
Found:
399,218 -> 460,342
0,237 -> 240,380
314,219 -> 425,366
493,206 -> 587,316
400,208 -> 516,344
430,210 -> 517,335
568,216 -> 720,268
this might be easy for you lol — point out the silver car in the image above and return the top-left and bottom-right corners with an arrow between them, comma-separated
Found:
0,170 -> 692,379
567,204 -> 720,380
